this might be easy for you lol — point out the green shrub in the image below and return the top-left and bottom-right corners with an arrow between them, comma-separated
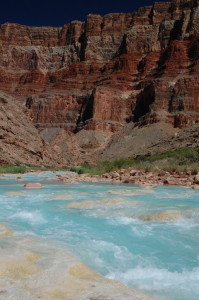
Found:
0,165 -> 27,174
78,169 -> 84,175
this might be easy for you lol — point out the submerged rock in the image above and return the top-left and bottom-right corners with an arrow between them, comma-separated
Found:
140,210 -> 183,222
107,189 -> 154,196
24,183 -> 42,188
0,235 -> 155,300
16,176 -> 24,181
65,200 -> 99,210
51,195 -> 74,200
192,184 -> 199,189
0,253 -> 39,280
5,191 -> 27,196
0,224 -> 12,237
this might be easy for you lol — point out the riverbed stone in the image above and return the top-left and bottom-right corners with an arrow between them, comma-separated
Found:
24,183 -> 42,188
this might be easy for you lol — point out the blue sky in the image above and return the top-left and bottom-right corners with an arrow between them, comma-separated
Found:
1,0 -> 169,26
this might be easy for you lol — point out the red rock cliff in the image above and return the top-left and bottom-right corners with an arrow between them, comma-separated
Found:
0,0 -> 198,137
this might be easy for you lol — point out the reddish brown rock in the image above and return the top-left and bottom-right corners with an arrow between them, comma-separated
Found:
194,175 -> 199,184
0,91 -> 81,166
24,183 -> 42,188
0,0 -> 198,165
16,177 -> 24,180
0,0 -> 198,134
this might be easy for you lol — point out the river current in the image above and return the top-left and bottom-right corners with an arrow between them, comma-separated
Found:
0,171 -> 199,300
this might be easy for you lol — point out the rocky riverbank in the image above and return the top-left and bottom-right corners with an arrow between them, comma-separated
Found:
56,170 -> 199,189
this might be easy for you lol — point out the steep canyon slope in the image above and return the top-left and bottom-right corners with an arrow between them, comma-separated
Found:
0,0 -> 198,165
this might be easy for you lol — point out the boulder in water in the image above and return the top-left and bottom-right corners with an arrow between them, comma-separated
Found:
16,176 -> 24,180
24,183 -> 42,188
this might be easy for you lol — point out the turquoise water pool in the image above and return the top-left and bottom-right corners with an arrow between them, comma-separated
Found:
0,172 -> 199,300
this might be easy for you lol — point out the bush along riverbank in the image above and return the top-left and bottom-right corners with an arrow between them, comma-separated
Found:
0,164 -> 68,174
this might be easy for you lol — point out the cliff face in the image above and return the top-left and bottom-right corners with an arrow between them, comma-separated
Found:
0,0 -> 198,164
0,92 -> 58,165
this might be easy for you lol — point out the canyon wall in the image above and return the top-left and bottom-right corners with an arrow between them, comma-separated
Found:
0,0 -> 198,164
0,91 -> 58,165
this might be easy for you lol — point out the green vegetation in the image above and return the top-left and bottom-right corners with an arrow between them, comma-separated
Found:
0,165 -> 29,174
0,164 -> 69,174
70,147 -> 199,175
0,147 -> 198,175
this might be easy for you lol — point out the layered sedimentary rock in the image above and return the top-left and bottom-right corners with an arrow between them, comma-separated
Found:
0,0 -> 198,163
0,91 -> 82,165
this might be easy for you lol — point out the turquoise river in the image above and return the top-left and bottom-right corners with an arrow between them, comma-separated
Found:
0,172 -> 199,300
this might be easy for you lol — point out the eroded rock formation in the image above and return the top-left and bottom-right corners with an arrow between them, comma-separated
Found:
0,0 -> 198,164
0,91 -> 50,165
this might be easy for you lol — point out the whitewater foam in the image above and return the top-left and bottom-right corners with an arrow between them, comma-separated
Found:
10,211 -> 46,225
107,266 -> 199,300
